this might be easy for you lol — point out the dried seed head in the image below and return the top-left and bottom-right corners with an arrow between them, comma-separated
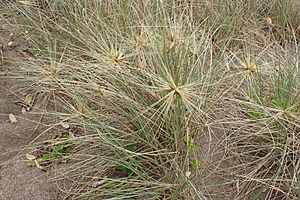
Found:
267,17 -> 273,25
242,61 -> 256,73
112,53 -> 124,64
52,67 -> 60,75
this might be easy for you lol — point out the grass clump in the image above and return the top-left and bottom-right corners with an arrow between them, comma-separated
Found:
12,1 -> 228,199
224,47 -> 300,199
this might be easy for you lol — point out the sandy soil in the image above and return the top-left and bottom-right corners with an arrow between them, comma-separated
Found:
0,15 -> 60,200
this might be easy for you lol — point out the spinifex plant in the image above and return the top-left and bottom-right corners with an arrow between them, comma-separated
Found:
228,53 -> 300,199
11,1 -> 230,199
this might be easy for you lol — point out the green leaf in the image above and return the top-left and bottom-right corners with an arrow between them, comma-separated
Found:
190,159 -> 200,170
52,145 -> 64,158
125,145 -> 136,152
25,93 -> 34,105
42,153 -> 50,161
115,165 -> 133,176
